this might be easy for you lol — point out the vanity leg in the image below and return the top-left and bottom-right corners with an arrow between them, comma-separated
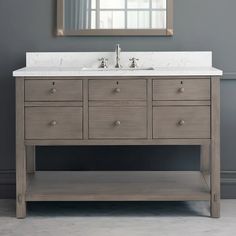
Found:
16,145 -> 27,218
16,78 -> 27,218
210,77 -> 221,218
26,146 -> 36,173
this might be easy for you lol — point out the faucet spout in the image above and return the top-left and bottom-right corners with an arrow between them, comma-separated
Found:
115,44 -> 122,68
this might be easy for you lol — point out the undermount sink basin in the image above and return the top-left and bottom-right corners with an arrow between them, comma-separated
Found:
81,67 -> 155,71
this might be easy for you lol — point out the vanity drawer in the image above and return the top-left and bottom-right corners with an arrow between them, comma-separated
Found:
25,79 -> 83,101
89,107 -> 147,139
89,80 -> 146,101
153,79 -> 210,101
153,106 -> 210,139
25,107 -> 83,139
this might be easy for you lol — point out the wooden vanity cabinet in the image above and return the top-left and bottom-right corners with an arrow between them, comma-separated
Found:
15,76 -> 220,218
25,107 -> 83,140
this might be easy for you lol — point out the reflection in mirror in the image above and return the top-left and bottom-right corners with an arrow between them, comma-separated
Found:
57,0 -> 173,36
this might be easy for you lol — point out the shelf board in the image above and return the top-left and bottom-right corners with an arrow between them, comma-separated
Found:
26,171 -> 210,202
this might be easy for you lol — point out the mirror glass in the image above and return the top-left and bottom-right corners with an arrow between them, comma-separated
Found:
57,0 -> 173,35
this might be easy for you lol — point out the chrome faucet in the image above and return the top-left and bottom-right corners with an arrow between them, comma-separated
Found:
98,57 -> 108,68
129,57 -> 139,68
115,44 -> 122,68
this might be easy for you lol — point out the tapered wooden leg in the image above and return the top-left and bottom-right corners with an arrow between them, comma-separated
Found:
16,145 -> 27,219
16,78 -> 27,218
26,146 -> 36,173
210,77 -> 221,218
210,140 -> 220,218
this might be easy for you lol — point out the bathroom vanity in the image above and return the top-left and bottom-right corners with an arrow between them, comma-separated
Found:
13,52 -> 222,218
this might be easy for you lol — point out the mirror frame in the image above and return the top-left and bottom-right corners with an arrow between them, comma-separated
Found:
57,0 -> 173,36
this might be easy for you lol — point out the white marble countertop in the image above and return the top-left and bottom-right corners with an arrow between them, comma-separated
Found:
13,52 -> 223,77
13,66 -> 223,77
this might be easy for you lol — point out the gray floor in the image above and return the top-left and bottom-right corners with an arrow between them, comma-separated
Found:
0,200 -> 236,236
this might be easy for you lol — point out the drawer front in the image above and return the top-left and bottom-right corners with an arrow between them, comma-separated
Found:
89,80 -> 146,101
25,107 -> 83,139
153,106 -> 210,139
89,107 -> 147,139
25,80 -> 83,101
153,79 -> 210,101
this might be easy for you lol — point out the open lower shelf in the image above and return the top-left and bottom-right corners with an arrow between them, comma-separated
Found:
26,171 -> 210,202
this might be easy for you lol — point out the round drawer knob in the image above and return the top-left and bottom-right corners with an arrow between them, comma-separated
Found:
50,120 -> 57,126
114,88 -> 121,93
178,87 -> 185,93
50,88 -> 57,94
178,120 -> 185,126
114,120 -> 121,127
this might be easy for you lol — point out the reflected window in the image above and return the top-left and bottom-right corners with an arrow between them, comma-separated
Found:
64,0 -> 168,31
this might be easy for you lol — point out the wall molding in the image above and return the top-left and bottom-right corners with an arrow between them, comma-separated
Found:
221,171 -> 236,184
0,170 -> 15,199
222,72 -> 236,80
1,170 -> 236,199
221,171 -> 236,199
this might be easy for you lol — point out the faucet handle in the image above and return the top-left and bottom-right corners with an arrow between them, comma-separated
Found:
98,58 -> 108,68
129,58 -> 139,68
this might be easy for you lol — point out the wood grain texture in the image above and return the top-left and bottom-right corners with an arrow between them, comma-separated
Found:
147,79 -> 153,139
83,80 -> 89,139
153,106 -> 210,139
166,0 -> 174,35
25,79 -> 83,101
153,101 -> 211,106
25,139 -> 210,146
25,107 -> 83,140
26,171 -> 210,201
16,77 -> 27,218
210,77 -> 221,218
57,0 -> 64,35
153,79 -> 210,101
15,76 -> 221,218
89,101 -> 146,107
89,107 -> 147,139
25,101 -> 83,107
89,79 -> 147,101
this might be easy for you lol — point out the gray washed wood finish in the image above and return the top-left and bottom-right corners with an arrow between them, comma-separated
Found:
25,79 -> 83,101
16,76 -> 220,218
153,106 -> 210,139
1,0 -> 236,200
25,107 -> 83,140
26,171 -> 210,201
89,79 -> 147,101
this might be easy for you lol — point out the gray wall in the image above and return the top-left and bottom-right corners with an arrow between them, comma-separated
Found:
0,0 -> 236,198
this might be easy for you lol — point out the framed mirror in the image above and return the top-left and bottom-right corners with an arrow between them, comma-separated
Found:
57,0 -> 173,36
